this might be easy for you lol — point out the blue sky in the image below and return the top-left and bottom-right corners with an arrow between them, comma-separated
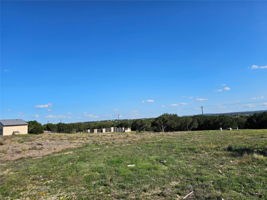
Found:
1,0 -> 267,123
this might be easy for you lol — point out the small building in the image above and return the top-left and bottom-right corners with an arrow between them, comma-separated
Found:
0,119 -> 28,136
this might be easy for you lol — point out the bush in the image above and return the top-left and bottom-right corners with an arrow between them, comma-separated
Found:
131,119 -> 149,132
28,121 -> 44,134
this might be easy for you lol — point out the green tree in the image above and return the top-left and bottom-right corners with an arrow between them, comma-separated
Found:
152,114 -> 179,132
43,123 -> 57,132
246,112 -> 267,129
28,121 -> 44,134
183,117 -> 198,131
131,119 -> 148,132
57,123 -> 67,133
116,120 -> 131,128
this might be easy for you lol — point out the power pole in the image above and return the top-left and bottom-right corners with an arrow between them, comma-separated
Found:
201,106 -> 204,115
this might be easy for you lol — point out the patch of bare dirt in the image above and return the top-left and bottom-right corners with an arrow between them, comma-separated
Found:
0,132 -> 180,163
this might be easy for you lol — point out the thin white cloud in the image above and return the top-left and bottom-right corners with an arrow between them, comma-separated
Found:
113,108 -> 119,112
46,114 -> 67,119
128,110 -> 141,118
216,104 -> 227,110
142,99 -> 155,103
217,87 -> 231,92
102,114 -> 113,118
262,102 -> 267,106
33,114 -> 40,118
35,103 -> 52,108
245,104 -> 257,108
84,112 -> 99,119
249,65 -> 267,69
251,96 -> 264,100
195,98 -> 208,101
182,96 -> 194,100
170,102 -> 188,107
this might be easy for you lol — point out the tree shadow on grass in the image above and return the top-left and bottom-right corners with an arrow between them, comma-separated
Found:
226,145 -> 267,157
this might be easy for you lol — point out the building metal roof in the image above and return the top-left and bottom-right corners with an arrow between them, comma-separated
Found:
0,119 -> 28,126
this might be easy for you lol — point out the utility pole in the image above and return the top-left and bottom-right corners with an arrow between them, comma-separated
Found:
117,114 -> 120,120
201,106 -> 204,115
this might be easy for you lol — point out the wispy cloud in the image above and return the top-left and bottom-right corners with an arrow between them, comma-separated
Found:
215,104 -> 227,110
46,114 -> 70,119
249,65 -> 267,69
182,96 -> 194,100
170,102 -> 188,107
84,112 -> 99,119
262,102 -> 267,106
128,110 -> 141,118
195,98 -> 208,101
35,103 -> 52,108
251,96 -> 264,100
33,114 -> 40,118
102,114 -> 113,118
245,104 -> 257,108
45,115 -> 72,119
142,99 -> 155,103
217,86 -> 231,93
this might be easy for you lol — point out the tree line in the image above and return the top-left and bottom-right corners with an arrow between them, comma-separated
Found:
28,112 -> 267,134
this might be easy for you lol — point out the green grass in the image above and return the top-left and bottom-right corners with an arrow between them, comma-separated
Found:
0,130 -> 266,199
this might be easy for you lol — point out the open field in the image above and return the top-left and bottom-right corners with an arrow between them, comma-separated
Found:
0,132 -> 156,161
0,130 -> 266,200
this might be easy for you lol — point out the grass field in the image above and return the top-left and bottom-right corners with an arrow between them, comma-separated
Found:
0,130 -> 266,200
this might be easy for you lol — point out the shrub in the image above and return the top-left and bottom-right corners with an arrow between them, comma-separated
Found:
28,121 -> 44,134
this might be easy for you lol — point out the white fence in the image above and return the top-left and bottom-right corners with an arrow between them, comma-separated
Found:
87,127 -> 131,133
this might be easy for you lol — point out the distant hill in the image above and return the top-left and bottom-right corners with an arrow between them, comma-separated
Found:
203,110 -> 267,116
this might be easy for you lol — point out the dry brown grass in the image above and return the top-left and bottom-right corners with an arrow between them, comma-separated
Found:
0,132 -> 179,163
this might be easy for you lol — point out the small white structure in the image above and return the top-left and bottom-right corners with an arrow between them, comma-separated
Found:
125,128 -> 131,132
89,127 -> 131,133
